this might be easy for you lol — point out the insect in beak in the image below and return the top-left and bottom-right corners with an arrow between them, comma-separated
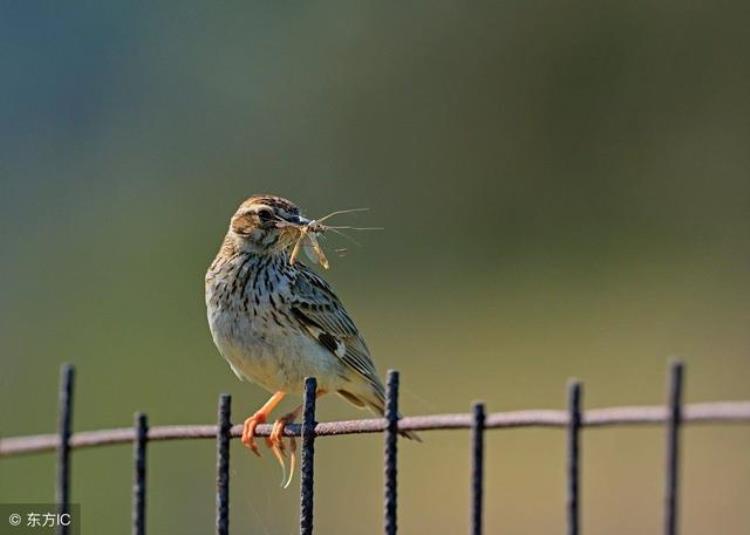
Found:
287,207 -> 380,270
289,220 -> 329,269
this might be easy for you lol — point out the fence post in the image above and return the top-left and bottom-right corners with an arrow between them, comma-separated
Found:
300,377 -> 318,535
56,364 -> 75,535
470,402 -> 486,535
384,370 -> 400,535
216,394 -> 231,535
567,380 -> 582,535
664,361 -> 684,535
133,413 -> 148,535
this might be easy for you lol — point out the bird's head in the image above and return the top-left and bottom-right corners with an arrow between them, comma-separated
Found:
227,194 -> 311,254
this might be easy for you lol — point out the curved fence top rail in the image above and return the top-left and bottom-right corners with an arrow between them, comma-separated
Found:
2,401 -> 749,458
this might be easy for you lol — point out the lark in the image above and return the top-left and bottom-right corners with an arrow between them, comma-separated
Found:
205,194 -> 416,485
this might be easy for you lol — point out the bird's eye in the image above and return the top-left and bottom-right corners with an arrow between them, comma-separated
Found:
257,209 -> 274,222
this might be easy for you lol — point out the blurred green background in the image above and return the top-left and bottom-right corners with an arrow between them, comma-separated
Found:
2,2 -> 749,533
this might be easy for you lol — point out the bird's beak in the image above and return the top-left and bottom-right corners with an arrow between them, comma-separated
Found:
284,215 -> 311,226
276,215 -> 312,237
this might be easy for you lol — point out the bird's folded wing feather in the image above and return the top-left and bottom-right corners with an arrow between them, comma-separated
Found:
289,266 -> 385,398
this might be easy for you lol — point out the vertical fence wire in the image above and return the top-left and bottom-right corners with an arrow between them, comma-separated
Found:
664,361 -> 684,535
470,402 -> 486,535
216,394 -> 231,535
567,381 -> 582,535
384,370 -> 400,535
56,364 -> 75,535
133,413 -> 148,535
300,377 -> 318,535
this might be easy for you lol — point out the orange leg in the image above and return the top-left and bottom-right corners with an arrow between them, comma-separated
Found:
268,390 -> 327,488
241,391 -> 285,456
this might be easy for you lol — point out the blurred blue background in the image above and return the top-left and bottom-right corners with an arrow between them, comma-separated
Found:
1,2 -> 749,533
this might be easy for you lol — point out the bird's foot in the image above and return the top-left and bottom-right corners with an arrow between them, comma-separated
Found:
240,391 -> 286,457
241,411 -> 268,456
268,412 -> 299,488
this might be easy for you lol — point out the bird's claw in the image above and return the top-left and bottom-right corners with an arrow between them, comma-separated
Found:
268,416 -> 297,488
241,412 -> 267,457
241,396 -> 302,489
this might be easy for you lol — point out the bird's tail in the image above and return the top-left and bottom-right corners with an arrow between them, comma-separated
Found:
336,386 -> 421,442
397,426 -> 422,442
366,397 -> 422,442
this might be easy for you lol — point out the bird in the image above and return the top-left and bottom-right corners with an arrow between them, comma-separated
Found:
205,194 -> 417,485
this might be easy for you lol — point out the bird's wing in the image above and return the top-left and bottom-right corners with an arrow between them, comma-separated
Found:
289,265 -> 385,400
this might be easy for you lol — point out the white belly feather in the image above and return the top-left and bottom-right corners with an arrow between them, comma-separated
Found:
206,284 -> 342,395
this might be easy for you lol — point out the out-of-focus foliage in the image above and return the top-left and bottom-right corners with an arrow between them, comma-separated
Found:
1,2 -> 749,533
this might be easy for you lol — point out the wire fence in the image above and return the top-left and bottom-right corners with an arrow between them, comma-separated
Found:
2,362 -> 750,534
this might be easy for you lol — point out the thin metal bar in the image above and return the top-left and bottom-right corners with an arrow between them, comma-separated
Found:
5,401 -> 750,457
133,413 -> 148,535
56,364 -> 75,535
216,394 -> 231,535
470,402 -> 486,535
300,377 -> 318,535
384,370 -> 399,535
567,381 -> 582,535
664,361 -> 684,535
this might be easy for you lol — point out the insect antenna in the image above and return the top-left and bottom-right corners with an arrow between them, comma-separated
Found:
323,225 -> 384,231
326,227 -> 363,248
315,207 -> 370,224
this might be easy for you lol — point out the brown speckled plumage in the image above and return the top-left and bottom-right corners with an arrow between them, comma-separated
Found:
205,195 -> 391,416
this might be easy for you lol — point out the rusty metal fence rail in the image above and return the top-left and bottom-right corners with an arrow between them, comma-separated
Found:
2,362 -> 750,535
